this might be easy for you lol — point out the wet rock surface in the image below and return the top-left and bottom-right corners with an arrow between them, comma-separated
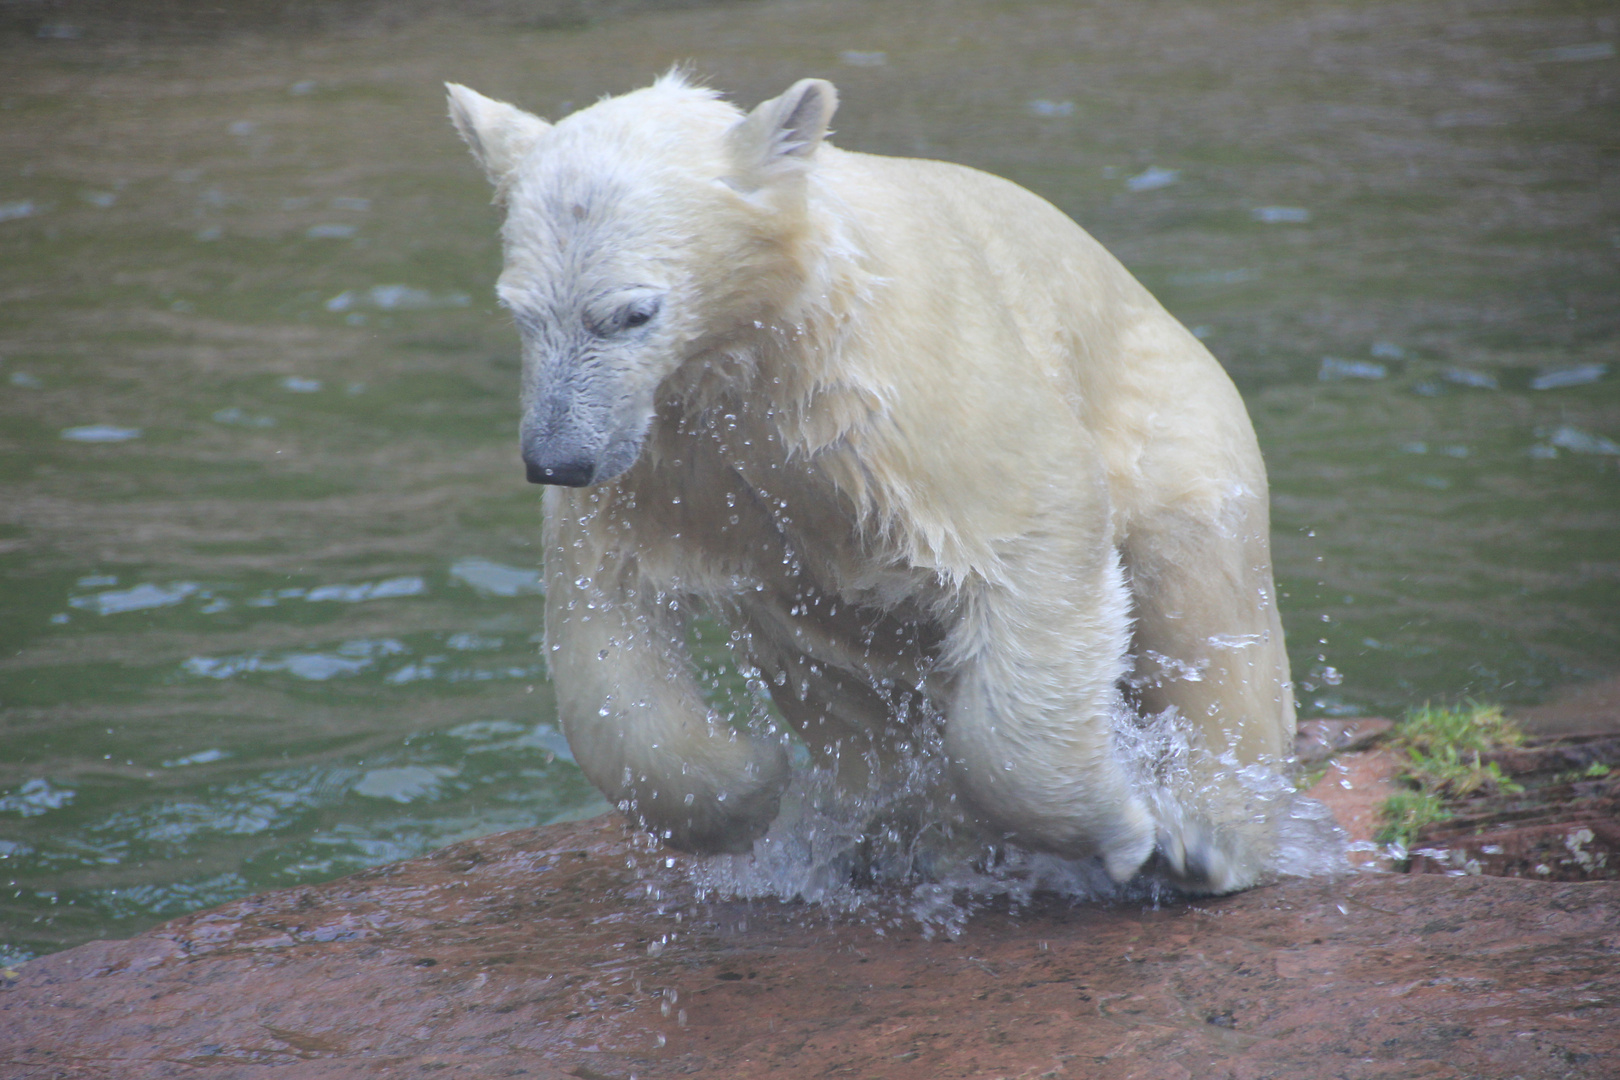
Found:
1298,703 -> 1620,884
3,813 -> 1617,1079
1408,735 -> 1620,883
1294,716 -> 1396,765
1300,704 -> 1620,883
5,706 -> 1617,1077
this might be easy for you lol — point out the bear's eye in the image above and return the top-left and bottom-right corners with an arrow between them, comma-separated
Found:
617,296 -> 661,332
584,294 -> 662,337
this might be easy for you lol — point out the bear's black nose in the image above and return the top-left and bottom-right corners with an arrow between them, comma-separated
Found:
525,458 -> 595,486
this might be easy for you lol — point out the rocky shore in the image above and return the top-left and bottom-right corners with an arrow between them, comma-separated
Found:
4,740 -> 1617,1078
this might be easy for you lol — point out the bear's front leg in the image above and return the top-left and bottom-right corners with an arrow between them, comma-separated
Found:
543,491 -> 790,854
941,542 -> 1157,883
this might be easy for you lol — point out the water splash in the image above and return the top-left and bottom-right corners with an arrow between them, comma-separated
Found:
682,700 -> 1347,936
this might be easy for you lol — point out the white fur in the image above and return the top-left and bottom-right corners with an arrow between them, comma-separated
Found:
448,74 -> 1296,893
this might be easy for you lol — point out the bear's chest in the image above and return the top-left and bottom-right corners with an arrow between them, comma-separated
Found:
624,420 -> 948,679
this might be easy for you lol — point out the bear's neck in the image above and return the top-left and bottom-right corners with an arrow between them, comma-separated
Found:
719,195 -> 886,451
650,188 -> 895,531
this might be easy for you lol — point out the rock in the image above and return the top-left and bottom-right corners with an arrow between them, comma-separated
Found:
1295,716 -> 1395,764
1408,735 -> 1620,883
1,816 -> 1615,1079
1303,747 -> 1405,866
1484,734 -> 1620,778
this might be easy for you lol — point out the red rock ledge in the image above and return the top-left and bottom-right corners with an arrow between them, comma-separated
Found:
2,815 -> 1616,1079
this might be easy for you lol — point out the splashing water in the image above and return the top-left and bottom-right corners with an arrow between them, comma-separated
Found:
684,697 -> 1347,937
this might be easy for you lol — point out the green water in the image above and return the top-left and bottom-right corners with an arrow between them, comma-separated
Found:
1,0 -> 1616,960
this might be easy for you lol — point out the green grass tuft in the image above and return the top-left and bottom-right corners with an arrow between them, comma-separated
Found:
1375,701 -> 1524,849
1374,789 -> 1450,847
1395,701 -> 1522,759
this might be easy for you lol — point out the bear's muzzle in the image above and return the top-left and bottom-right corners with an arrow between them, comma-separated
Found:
523,454 -> 595,487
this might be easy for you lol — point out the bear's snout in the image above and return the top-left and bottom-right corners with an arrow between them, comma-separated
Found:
523,454 -> 595,487
520,399 -> 648,488
520,401 -> 607,486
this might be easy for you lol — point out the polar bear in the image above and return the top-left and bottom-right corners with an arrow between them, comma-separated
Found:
447,73 -> 1297,894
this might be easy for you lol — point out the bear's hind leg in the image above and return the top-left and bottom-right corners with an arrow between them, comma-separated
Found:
1123,504 -> 1297,895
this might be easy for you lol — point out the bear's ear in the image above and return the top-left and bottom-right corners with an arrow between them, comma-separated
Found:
446,83 -> 551,187
725,78 -> 838,191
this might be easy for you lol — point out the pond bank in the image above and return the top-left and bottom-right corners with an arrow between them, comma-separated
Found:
4,803 -> 1616,1078
4,696 -> 1619,1077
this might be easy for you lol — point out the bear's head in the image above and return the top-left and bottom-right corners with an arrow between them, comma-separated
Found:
447,73 -> 838,487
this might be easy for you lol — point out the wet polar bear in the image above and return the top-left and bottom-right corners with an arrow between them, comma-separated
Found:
448,73 -> 1297,894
